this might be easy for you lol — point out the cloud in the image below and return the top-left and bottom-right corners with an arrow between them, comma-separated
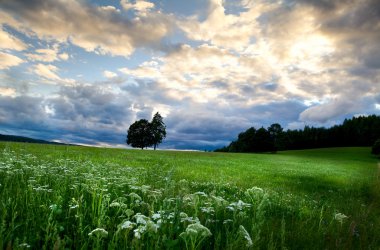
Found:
120,0 -> 155,14
32,63 -> 75,85
0,87 -> 16,97
0,52 -> 23,69
0,84 -> 136,145
0,0 -> 172,57
26,46 -> 69,62
103,70 -> 118,78
299,98 -> 360,123
0,25 -> 27,51
33,64 -> 60,80
178,0 -> 270,51
58,53 -> 69,60
0,95 -> 47,132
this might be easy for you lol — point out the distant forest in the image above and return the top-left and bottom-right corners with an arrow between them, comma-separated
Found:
0,134 -> 67,145
215,115 -> 380,153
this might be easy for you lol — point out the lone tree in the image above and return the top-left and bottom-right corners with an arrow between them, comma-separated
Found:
126,119 -> 153,149
150,112 -> 166,150
126,112 -> 166,150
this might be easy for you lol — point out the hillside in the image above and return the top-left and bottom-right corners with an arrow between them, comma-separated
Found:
0,134 -> 68,145
0,142 -> 379,249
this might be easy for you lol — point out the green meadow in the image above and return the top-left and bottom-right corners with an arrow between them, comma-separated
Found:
0,142 -> 379,249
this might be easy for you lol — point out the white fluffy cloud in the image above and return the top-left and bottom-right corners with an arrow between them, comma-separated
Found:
0,87 -> 16,97
0,26 -> 27,51
120,0 -> 155,14
0,52 -> 23,69
26,47 -> 69,63
1,0 -> 171,57
103,70 -> 117,78
33,64 -> 60,81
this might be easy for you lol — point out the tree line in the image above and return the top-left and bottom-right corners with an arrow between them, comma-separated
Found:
126,112 -> 166,150
215,115 -> 380,153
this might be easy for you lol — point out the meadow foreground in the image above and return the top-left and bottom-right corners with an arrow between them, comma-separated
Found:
0,142 -> 379,249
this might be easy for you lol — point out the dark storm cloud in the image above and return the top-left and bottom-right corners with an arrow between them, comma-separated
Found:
48,84 -> 133,127
162,111 -> 251,150
0,84 -> 136,146
0,95 -> 46,129
0,95 -> 63,142
291,0 -> 351,11
243,100 -> 308,126
158,99 -> 308,150
319,0 -> 380,68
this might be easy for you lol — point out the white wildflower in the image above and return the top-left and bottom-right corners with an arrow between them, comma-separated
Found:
18,243 -> 31,248
193,191 -> 207,197
109,202 -> 121,207
146,220 -> 159,233
69,204 -> 79,209
133,226 -> 146,239
88,228 -> 108,238
125,209 -> 134,217
201,206 -> 215,214
238,225 -> 253,247
334,212 -> 348,223
129,192 -> 142,201
120,220 -> 136,230
223,219 -> 233,224
134,213 -> 149,225
182,223 -> 212,238
152,213 -> 161,220
227,200 -> 251,211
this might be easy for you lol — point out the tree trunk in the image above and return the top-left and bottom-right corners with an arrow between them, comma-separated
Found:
154,144 -> 157,150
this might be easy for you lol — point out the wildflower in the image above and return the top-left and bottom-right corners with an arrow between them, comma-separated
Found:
129,192 -> 142,201
180,223 -> 212,249
238,225 -> 253,247
133,226 -> 146,239
334,213 -> 348,223
182,223 -> 212,238
227,200 -> 251,211
88,228 -> 108,238
201,206 -> 215,214
125,209 -> 134,217
134,213 -> 149,225
193,191 -> 207,197
223,219 -> 233,224
211,195 -> 229,206
248,186 -> 264,193
49,204 -> 62,215
146,220 -> 159,233
120,220 -> 136,230
18,243 -> 31,248
151,213 -> 161,220
69,204 -> 79,209
109,202 -> 121,207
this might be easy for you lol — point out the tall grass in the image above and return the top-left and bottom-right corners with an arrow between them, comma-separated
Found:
0,142 -> 379,249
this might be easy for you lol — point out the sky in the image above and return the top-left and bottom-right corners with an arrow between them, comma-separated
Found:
0,0 -> 380,150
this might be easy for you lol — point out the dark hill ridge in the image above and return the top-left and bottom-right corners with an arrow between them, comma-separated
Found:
0,134 -> 70,145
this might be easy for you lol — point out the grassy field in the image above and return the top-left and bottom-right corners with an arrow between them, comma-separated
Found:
0,142 -> 379,249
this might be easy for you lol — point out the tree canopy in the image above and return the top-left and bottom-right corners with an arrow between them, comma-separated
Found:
126,112 -> 166,150
150,112 -> 166,150
215,115 -> 380,153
